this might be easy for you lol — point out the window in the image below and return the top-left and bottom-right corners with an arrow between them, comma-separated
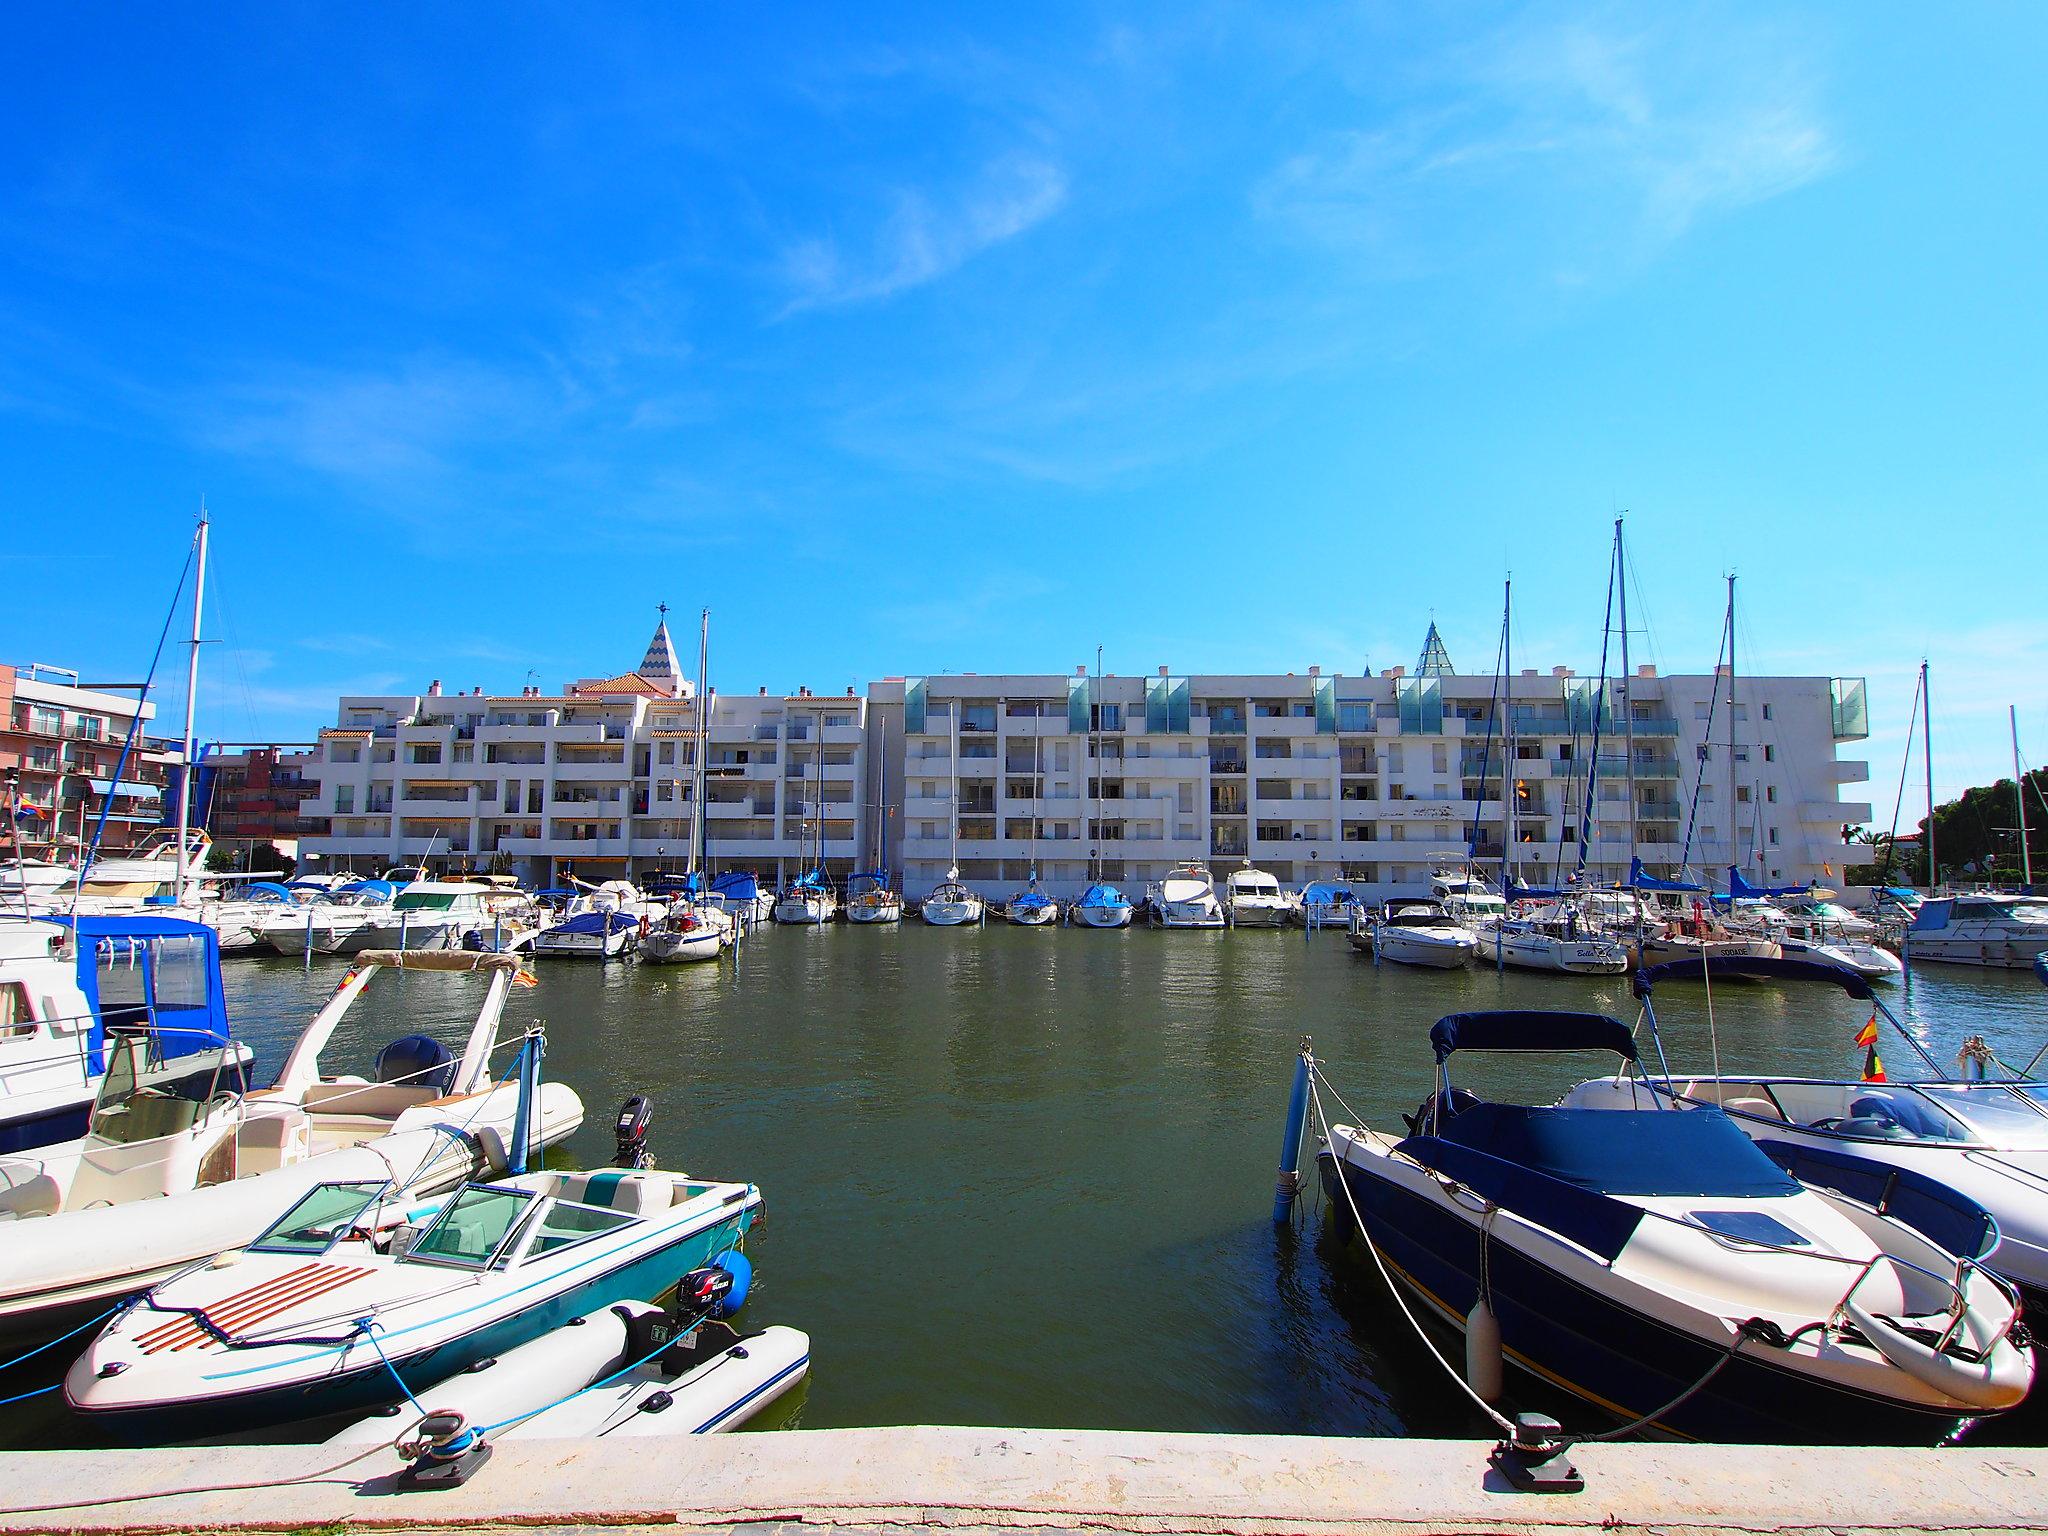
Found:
1766,786 -> 1778,804
0,981 -> 33,1036
333,785 -> 356,813
658,742 -> 674,764
404,1185 -> 533,1268
1764,744 -> 1776,763
1762,703 -> 1774,721
253,1182 -> 389,1256
1337,703 -> 1374,732
1768,828 -> 1780,845
523,1198 -> 635,1258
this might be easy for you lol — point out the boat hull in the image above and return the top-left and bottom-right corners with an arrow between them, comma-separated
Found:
920,899 -> 983,926
1317,1151 -> 1983,1444
1904,935 -> 2048,970
1373,932 -> 1475,968
640,931 -> 722,964
1070,904 -> 1132,928
1003,903 -> 1059,926
845,900 -> 902,924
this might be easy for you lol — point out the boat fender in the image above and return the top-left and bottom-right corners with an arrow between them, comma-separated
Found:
1843,1299 -> 2031,1412
1465,1296 -> 1503,1402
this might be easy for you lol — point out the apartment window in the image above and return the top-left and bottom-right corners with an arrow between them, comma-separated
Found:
1768,827 -> 1780,846
1766,786 -> 1778,804
76,715 -> 105,741
1132,741 -> 1151,758
1337,703 -> 1373,731
29,705 -> 62,734
1053,743 -> 1072,771
1734,749 -> 1750,764
1762,703 -> 1773,721
960,705 -> 997,733
658,742 -> 674,764
1763,744 -> 1776,763
1735,786 -> 1752,803
1431,745 -> 1448,774
1697,744 -> 1711,762
825,713 -> 853,728
334,785 -> 355,813
1177,784 -> 1194,814
409,745 -> 441,765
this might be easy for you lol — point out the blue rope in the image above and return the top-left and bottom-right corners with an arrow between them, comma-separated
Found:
0,1383 -> 60,1409
356,1319 -> 429,1417
0,1303 -> 118,1375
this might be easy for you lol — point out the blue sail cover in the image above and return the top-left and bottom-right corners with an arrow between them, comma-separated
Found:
1011,888 -> 1055,911
1430,1010 -> 1639,1061
1505,878 -> 1565,901
1626,857 -> 1704,893
1726,866 -> 1812,900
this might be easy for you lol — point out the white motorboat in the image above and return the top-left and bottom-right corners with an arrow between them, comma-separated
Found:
920,870 -> 984,927
1477,903 -> 1630,974
1317,1010 -> 2034,1443
0,860 -> 75,905
1221,863 -> 1294,928
1564,953 -> 2048,1317
256,878 -> 403,957
0,914 -> 250,1156
1905,893 -> 2048,970
1351,898 -> 1475,968
328,1292 -> 807,1444
1146,863 -> 1225,929
534,882 -> 655,958
200,880 -> 312,954
1429,861 -> 1507,927
844,871 -> 904,924
0,949 -> 583,1343
69,1162 -> 763,1441
1768,917 -> 1903,981
772,871 -> 838,925
27,828 -> 211,913
1068,882 -> 1134,928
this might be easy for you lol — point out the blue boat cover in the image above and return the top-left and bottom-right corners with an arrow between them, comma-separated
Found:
1626,857 -> 1704,893
1430,1103 -> 1800,1199
786,869 -> 828,893
546,911 -> 638,935
1396,1130 -> 1644,1261
711,871 -> 763,900
1011,889 -> 1055,909
337,879 -> 396,899
847,871 -> 890,894
1756,1140 -> 1996,1260
1632,954 -> 1873,1001
1504,878 -> 1565,901
245,882 -> 295,902
1429,1010 -> 1639,1061
1076,883 -> 1129,907
1726,866 -> 1811,900
36,914 -> 232,1067
1299,881 -> 1357,906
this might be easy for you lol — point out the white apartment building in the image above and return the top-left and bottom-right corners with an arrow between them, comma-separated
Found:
300,620 -> 870,888
868,644 -> 1872,901
298,621 -> 1871,900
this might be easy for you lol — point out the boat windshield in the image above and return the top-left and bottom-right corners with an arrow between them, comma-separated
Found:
250,1180 -> 390,1255
1916,1085 -> 2048,1147
402,1184 -> 534,1268
394,892 -> 459,912
87,1037 -> 239,1146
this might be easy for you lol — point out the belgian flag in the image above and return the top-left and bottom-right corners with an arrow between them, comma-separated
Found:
1855,1015 -> 1885,1083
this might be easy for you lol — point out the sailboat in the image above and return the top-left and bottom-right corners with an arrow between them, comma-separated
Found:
920,708 -> 983,926
643,610 -> 731,964
845,735 -> 902,922
772,716 -> 838,924
1068,653 -> 1132,927
1001,729 -> 1057,925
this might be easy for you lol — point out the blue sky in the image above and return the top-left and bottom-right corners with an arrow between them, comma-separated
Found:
2,2 -> 2042,811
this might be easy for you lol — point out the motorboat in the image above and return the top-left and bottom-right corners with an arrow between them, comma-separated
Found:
1221,863 -> 1293,928
1068,882 -> 1133,929
1634,899 -> 1782,967
1781,897 -> 1879,940
1563,955 -> 2048,1314
28,828 -> 211,914
1429,861 -> 1507,927
1476,903 -> 1630,975
534,883 -> 653,958
1317,1008 -> 2034,1443
1350,898 -> 1475,968
1291,881 -> 1362,930
1766,915 -> 1903,981
68,1162 -> 764,1441
1146,863 -> 1225,929
1905,893 -> 2048,970
1000,873 -> 1059,927
340,881 -> 495,953
0,914 -> 249,1155
0,949 -> 583,1344
706,871 -> 775,928
772,870 -> 838,926
327,1283 -> 807,1444
919,869 -> 984,927
200,880 -> 312,954
255,879 -> 402,957
844,871 -> 904,925
0,859 -> 76,905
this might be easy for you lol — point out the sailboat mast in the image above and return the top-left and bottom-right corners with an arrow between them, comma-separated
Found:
689,608 -> 709,880
2013,706 -> 2032,889
1616,520 -> 1637,875
948,699 -> 960,878
1089,646 -> 1101,883
1502,578 -> 1515,887
1922,661 -> 1936,889
1725,575 -> 1737,880
174,510 -> 209,904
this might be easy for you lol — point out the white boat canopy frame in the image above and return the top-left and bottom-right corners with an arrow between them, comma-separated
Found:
272,949 -> 524,1100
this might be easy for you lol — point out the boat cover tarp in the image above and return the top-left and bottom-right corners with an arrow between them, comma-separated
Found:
847,871 -> 890,894
1076,883 -> 1128,907
1299,882 -> 1357,907
1505,879 -> 1565,901
1429,1103 -> 1800,1199
544,911 -> 639,936
1010,890 -> 1055,909
1633,954 -> 1873,1001
337,880 -> 397,899
244,882 -> 295,902
1394,1129 -> 1644,1262
1430,1010 -> 1639,1061
1626,857 -> 1704,893
1755,1138 -> 1996,1260
1727,867 -> 1812,900
38,913 -> 232,1065
711,872 -> 762,900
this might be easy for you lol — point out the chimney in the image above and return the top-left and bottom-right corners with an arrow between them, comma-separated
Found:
428,679 -> 442,696
1308,665 -> 1321,677
1076,665 -> 1087,678
1553,666 -> 1571,679
1521,669 -> 1538,678
1157,665 -> 1169,677
758,686 -> 768,696
1637,664 -> 1657,679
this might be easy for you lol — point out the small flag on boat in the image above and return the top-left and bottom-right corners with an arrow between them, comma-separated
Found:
513,966 -> 539,988
1856,1013 -> 1885,1082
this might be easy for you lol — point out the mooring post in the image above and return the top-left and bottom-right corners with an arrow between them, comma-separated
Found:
1272,1037 -> 1314,1224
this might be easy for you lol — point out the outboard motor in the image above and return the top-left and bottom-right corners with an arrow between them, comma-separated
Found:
614,1095 -> 654,1168
1402,1087 -> 1480,1136
375,1034 -> 456,1094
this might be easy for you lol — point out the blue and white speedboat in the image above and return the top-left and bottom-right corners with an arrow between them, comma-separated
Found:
1068,882 -> 1133,929
0,914 -> 245,1155
67,1164 -> 762,1441
1318,1009 -> 2033,1442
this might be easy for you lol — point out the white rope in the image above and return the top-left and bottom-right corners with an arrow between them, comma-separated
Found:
1305,1073 -> 1516,1435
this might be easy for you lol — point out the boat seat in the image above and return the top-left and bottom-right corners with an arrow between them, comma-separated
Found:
550,1170 -> 671,1215
301,1081 -> 443,1119
0,1172 -> 61,1219
235,1109 -> 308,1174
1720,1096 -> 1784,1121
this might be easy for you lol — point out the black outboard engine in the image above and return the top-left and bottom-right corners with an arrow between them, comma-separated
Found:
614,1095 -> 654,1168
1402,1087 -> 1480,1136
375,1034 -> 456,1094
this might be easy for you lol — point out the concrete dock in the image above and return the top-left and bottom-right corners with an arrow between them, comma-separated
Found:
0,1426 -> 2041,1535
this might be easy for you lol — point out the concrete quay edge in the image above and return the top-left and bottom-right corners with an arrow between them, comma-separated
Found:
0,1425 -> 2040,1536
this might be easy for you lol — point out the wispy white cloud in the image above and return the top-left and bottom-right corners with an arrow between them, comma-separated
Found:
1255,13 -> 1836,272
778,153 -> 1068,312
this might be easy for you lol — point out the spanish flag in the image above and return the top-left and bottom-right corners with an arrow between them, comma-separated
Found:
1856,1014 -> 1885,1083
513,967 -> 539,989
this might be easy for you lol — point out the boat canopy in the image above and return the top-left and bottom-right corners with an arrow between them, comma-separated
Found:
37,914 -> 232,1066
1298,881 -> 1356,906
1429,1010 -> 1638,1062
547,910 -> 639,936
847,870 -> 890,893
245,881 -> 296,902
1632,954 -> 1873,1001
1504,878 -> 1566,901
337,879 -> 397,899
711,871 -> 762,900
1726,867 -> 1812,900
1625,857 -> 1704,893
1424,1102 -> 1800,1199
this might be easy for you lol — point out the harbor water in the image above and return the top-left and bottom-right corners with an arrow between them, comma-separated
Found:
5,927 -> 2043,1447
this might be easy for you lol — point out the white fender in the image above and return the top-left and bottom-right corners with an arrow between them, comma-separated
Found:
1843,1299 -> 2033,1412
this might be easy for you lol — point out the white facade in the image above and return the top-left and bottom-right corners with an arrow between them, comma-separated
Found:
297,627 -> 1871,900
